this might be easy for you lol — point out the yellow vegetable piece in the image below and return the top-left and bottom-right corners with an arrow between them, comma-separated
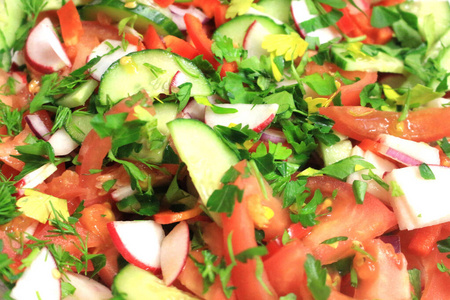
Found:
16,190 -> 69,224
226,0 -> 254,19
262,32 -> 308,61
270,52 -> 283,82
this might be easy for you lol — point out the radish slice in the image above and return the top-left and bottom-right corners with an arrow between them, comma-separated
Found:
25,18 -> 71,74
182,100 -> 206,121
108,220 -> 165,272
62,273 -> 113,299
161,221 -> 190,286
88,39 -> 138,81
24,114 -> 51,141
15,163 -> 58,190
291,0 -> 340,44
48,128 -> 79,156
111,185 -> 136,202
169,71 -> 190,93
243,21 -> 271,58
205,103 -> 279,133
10,248 -> 61,300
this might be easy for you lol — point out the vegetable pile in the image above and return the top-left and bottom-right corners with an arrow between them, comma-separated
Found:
0,0 -> 449,299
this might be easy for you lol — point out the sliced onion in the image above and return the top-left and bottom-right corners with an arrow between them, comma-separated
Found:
383,147 -> 422,166
379,235 -> 401,253
25,114 -> 51,141
168,5 -> 209,30
260,128 -> 287,144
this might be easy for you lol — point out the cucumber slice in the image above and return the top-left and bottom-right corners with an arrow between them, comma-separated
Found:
330,44 -> 404,73
113,264 -> 197,300
167,119 -> 239,222
64,114 -> 94,144
257,0 -> 292,25
80,0 -> 182,37
98,49 -> 212,105
399,0 -> 450,43
0,0 -> 25,69
153,102 -> 178,136
43,0 -> 92,10
213,15 -> 287,47
56,79 -> 98,108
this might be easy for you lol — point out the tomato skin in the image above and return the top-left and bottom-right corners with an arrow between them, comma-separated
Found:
353,239 -> 411,300
264,239 -> 312,299
76,130 -> 111,204
302,176 -> 396,264
320,106 -> 450,142
221,161 -> 278,299
178,250 -> 237,300
0,127 -> 32,171
304,62 -> 377,106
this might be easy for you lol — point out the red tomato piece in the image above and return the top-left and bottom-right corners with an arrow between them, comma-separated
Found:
353,239 -> 411,300
264,239 -> 312,299
320,106 -> 450,142
302,176 -> 397,264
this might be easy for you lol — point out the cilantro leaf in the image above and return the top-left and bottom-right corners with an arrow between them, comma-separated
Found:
212,34 -> 247,63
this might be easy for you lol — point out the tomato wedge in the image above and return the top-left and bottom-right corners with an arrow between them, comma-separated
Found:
303,176 -> 396,264
320,106 -> 450,142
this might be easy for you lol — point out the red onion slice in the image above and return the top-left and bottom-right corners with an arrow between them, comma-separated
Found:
24,114 -> 51,141
168,5 -> 209,30
260,128 -> 287,144
379,235 -> 401,253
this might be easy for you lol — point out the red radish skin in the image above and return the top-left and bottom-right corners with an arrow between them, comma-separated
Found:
25,18 -> 72,74
160,221 -> 190,286
107,221 -> 165,272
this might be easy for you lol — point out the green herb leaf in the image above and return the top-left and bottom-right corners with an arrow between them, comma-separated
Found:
321,156 -> 374,180
302,73 -> 337,96
419,163 -> 435,180
235,246 -> 268,263
371,6 -> 400,28
304,254 -> 331,300
300,9 -> 343,33
390,180 -> 405,197
61,282 -> 76,298
321,236 -> 348,244
408,269 -> 421,300
207,184 -> 243,216
352,180 -> 367,204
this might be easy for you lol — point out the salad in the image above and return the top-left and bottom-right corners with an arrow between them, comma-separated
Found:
0,0 -> 449,299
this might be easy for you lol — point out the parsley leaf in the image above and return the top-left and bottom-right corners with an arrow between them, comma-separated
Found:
0,102 -> 23,136
321,236 -> 348,244
371,6 -> 400,28
304,254 -> 331,300
408,269 -> 421,300
352,180 -> 367,204
207,184 -> 243,216
300,9 -> 343,33
419,163 -> 435,180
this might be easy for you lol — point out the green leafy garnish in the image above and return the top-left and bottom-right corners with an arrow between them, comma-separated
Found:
304,254 -> 331,300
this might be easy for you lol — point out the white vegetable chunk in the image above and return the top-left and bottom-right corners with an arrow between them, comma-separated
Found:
385,165 -> 450,230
